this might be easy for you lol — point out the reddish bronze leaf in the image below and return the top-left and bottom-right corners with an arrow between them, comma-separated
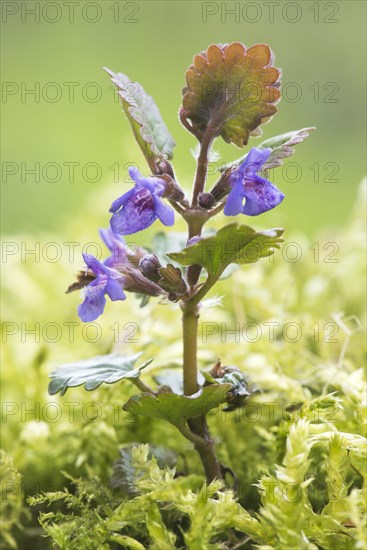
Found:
181,43 -> 281,147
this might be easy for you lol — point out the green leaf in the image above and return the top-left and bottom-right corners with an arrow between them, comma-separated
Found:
181,42 -> 281,146
259,127 -> 315,152
105,68 -> 176,171
151,229 -> 214,269
123,384 -> 232,429
168,223 -> 284,281
222,127 -> 315,173
259,127 -> 315,176
48,353 -> 152,396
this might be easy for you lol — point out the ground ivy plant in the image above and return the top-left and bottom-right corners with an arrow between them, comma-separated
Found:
49,42 -> 313,482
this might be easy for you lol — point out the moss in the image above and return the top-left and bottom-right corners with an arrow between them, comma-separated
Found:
2,183 -> 366,548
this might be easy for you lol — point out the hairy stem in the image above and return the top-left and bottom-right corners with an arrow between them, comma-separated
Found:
186,216 -> 205,288
188,416 -> 223,482
180,122 -> 225,481
189,276 -> 216,306
168,199 -> 189,216
178,423 -> 208,447
187,127 -> 216,287
191,129 -> 214,208
181,301 -> 223,481
182,303 -> 199,396
131,378 -> 156,394
180,418 -> 223,483
208,201 -> 225,218
179,422 -> 223,482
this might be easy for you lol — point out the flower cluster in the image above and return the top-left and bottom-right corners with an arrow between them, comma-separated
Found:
68,44 -> 316,323
69,227 -> 163,322
73,148 -> 285,321
78,253 -> 126,322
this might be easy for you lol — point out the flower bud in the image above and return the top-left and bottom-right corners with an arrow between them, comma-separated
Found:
198,192 -> 215,210
122,264 -> 163,296
158,264 -> 187,295
156,159 -> 175,179
160,174 -> 186,202
168,292 -> 179,302
210,168 -> 232,201
139,254 -> 162,283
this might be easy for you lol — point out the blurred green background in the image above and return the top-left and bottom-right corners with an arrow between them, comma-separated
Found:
2,0 -> 366,236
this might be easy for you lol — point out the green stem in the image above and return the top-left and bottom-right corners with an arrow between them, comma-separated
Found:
181,301 -> 223,481
186,215 -> 205,288
182,303 -> 199,396
132,378 -> 156,394
189,276 -> 216,306
187,127 -> 215,287
178,423 -> 208,447
180,422 -> 223,483
180,123 -> 225,482
168,199 -> 188,216
208,201 -> 225,218
190,417 -> 223,482
191,129 -> 214,207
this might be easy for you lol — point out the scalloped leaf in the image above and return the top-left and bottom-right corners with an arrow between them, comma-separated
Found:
105,67 -> 176,171
168,223 -> 284,281
48,353 -> 152,396
123,384 -> 232,428
181,42 -> 281,146
259,127 -> 316,176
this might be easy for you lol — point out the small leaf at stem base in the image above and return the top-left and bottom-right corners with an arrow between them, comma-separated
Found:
123,384 -> 232,429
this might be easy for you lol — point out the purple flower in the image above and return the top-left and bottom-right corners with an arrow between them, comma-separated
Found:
110,167 -> 174,235
224,148 -> 284,216
99,227 -> 127,268
78,253 -> 126,322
